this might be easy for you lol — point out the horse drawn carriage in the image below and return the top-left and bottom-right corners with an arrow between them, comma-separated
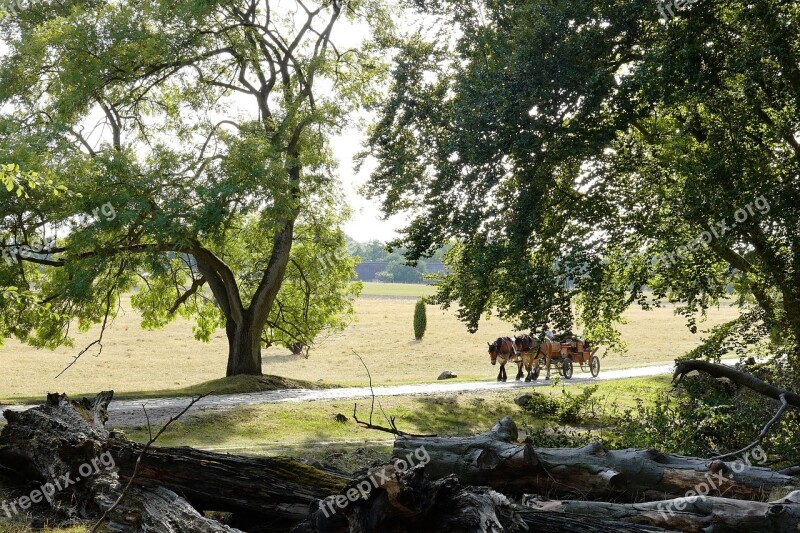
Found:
487,334 -> 600,382
537,337 -> 600,380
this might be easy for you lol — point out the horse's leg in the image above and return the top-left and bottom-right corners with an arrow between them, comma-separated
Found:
497,364 -> 503,382
545,350 -> 551,380
524,353 -> 533,382
502,362 -> 508,382
515,357 -> 523,380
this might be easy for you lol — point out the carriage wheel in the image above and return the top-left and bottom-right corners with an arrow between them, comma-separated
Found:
562,358 -> 574,379
590,355 -> 600,377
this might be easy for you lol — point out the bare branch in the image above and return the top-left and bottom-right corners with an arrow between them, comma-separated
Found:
711,393 -> 790,461
89,392 -> 214,533
351,350 -> 436,438
55,261 -> 126,379
673,360 -> 800,460
672,360 -> 800,407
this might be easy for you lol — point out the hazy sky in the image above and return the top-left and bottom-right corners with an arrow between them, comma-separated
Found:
332,127 -> 405,243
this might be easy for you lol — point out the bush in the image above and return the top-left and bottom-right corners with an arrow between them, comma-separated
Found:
413,299 -> 427,340
607,368 -> 800,465
517,365 -> 800,467
521,386 -> 601,425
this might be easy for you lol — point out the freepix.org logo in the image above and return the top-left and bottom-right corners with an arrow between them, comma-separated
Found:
1,452 -> 116,518
657,0 -> 698,21
657,445 -> 768,518
2,202 -> 117,266
1,236 -> 56,266
319,445 -> 431,518
653,195 -> 770,268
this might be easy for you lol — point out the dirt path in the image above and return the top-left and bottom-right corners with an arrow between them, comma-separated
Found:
1,359 -> 740,428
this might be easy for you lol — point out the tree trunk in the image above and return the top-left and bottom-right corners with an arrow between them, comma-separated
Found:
226,313 -> 263,377
296,461 -> 668,533
6,395 -> 800,533
392,417 -> 798,502
523,491 -> 800,533
0,392 -> 238,533
109,439 -> 348,528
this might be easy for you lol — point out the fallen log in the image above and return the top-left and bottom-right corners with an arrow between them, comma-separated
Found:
109,438 -> 349,527
392,417 -> 797,501
0,392 -> 238,532
296,461 -> 670,532
6,393 -> 800,533
524,490 -> 800,532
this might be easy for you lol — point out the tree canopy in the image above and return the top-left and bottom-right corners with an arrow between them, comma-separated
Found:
365,0 -> 800,371
0,0 -> 387,375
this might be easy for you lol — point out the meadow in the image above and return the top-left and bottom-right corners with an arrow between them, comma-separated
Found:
0,283 -> 740,402
120,375 -> 674,468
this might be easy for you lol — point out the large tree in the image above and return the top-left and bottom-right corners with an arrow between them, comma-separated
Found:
0,0 -> 384,375
365,0 -> 800,369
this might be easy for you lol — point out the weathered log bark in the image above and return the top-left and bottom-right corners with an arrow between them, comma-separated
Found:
109,438 -> 348,526
524,490 -> 800,532
296,461 -> 669,533
392,417 -> 797,501
0,392 -> 238,532
6,394 -> 800,533
93,484 -> 242,533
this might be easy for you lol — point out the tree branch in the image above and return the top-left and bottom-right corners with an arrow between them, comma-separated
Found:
711,393 -> 789,460
672,360 -> 800,408
168,276 -> 207,315
673,360 -> 800,460
351,350 -> 436,438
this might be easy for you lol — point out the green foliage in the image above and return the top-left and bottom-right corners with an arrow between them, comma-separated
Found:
413,298 -> 427,340
365,0 -> 800,367
607,370 -> 800,466
348,239 -> 450,283
264,216 -> 363,352
521,386 -> 601,425
522,373 -> 800,466
0,165 -> 75,348
0,0 -> 388,373
521,426 -> 598,449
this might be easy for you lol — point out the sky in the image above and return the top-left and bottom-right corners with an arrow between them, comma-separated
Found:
332,127 -> 405,243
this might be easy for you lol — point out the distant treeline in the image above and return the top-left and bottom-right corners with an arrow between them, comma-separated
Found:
346,239 -> 451,284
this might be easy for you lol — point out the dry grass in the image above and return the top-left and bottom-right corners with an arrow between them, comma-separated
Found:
0,286 -> 740,401
280,297 -> 739,386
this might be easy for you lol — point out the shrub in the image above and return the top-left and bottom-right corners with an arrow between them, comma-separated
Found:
521,386 -> 601,425
517,367 -> 800,467
413,299 -> 427,340
608,370 -> 800,465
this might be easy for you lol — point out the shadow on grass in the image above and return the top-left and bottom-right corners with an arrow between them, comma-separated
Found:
397,395 -> 521,437
2,374 -> 333,406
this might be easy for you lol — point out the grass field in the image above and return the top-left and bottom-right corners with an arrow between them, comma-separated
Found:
358,282 -> 437,298
122,376 -> 673,468
0,283 -> 740,402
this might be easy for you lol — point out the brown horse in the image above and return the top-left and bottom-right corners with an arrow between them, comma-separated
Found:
488,337 -> 520,382
513,334 -> 538,382
535,338 -> 562,380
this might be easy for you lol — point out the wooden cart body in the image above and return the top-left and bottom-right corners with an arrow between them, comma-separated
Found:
536,340 -> 600,379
